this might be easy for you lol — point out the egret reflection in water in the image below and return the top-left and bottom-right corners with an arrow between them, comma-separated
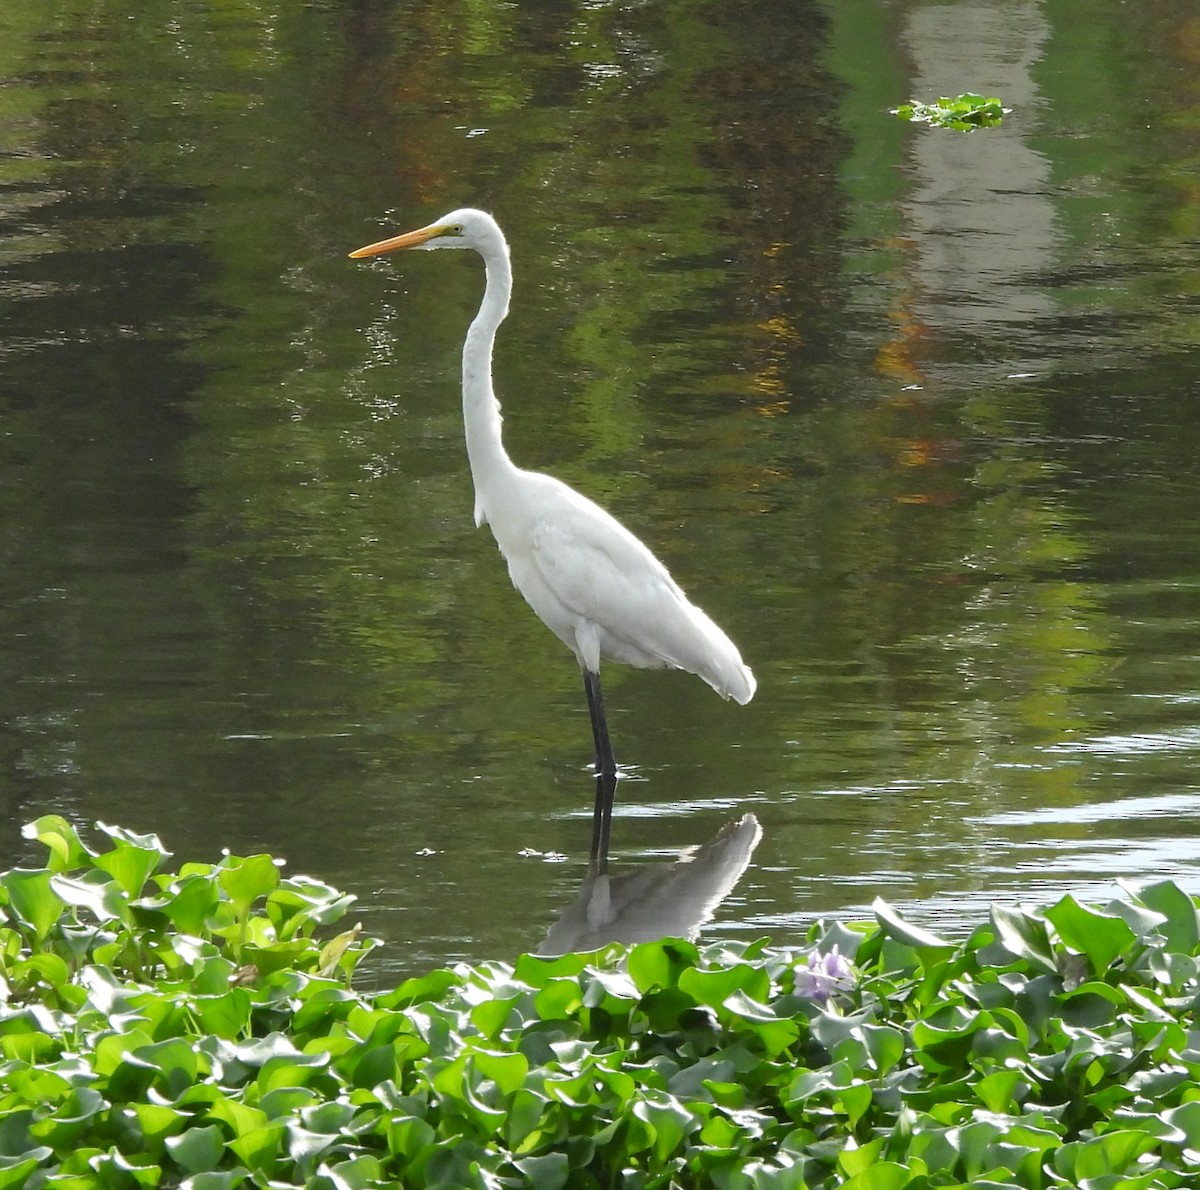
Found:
537,813 -> 763,955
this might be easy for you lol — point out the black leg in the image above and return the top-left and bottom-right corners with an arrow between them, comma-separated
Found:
590,768 -> 617,873
583,669 -> 618,870
582,669 -> 617,778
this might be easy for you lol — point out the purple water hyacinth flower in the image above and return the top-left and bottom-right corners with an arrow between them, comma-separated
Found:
794,946 -> 854,1003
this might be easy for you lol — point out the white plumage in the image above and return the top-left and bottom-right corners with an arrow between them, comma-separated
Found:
350,208 -> 755,801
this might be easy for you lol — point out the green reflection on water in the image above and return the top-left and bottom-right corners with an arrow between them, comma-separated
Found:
1,0 -> 1199,971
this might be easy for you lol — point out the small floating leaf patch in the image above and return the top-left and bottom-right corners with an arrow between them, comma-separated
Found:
892,93 -> 1009,129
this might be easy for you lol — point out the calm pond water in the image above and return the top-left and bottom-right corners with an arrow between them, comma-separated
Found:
2,0 -> 1199,977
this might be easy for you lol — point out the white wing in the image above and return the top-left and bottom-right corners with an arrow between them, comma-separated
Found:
493,473 -> 755,702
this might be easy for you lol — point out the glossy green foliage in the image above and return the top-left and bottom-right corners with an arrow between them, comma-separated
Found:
892,93 -> 1009,129
4,819 -> 1200,1187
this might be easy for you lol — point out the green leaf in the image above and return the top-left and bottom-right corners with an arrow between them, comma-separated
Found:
1126,878 -> 1200,953
27,1087 -> 106,1149
1056,1129 -> 1161,1181
142,874 -> 222,935
239,938 -> 312,976
911,1005 -> 986,1070
1046,895 -> 1137,974
990,904 -> 1057,973
226,1121 -> 283,1171
125,1101 -> 187,1152
1164,1100 -> 1200,1147
21,816 -> 94,872
839,1160 -> 912,1189
167,1124 -> 228,1174
136,1037 -> 201,1097
625,938 -> 699,992
0,1021 -> 59,1063
1,868 -> 64,942
470,1049 -> 530,1098
12,951 -> 72,993
835,1080 -> 873,1128
512,950 -> 590,987
323,1156 -> 386,1189
257,1052 -> 331,1094
958,1118 -> 1008,1180
92,822 -> 169,897
217,854 -> 281,915
0,1155 -> 48,1190
179,1171 -> 250,1190
678,962 -> 770,1008
386,1114 -> 437,1161
632,1091 -> 697,1163
860,1024 -> 906,1076
974,1068 -> 1024,1113
513,1151 -> 569,1190
268,876 -> 356,939
193,987 -> 252,1038
872,898 -> 952,952
50,872 -> 128,924
379,967 -> 462,1009
89,1148 -> 162,1189
837,1135 -> 887,1177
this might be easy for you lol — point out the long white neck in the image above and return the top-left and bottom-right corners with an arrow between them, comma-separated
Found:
462,240 -> 517,527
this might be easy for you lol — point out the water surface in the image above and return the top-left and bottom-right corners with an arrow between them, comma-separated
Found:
2,0 -> 1198,975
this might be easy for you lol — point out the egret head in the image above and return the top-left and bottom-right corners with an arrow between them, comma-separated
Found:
349,208 -> 504,260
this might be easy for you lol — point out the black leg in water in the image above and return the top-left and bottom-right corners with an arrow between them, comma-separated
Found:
590,769 -> 617,873
583,668 -> 617,778
583,669 -> 618,869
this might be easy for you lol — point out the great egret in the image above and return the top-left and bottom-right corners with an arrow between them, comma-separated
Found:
350,209 -> 755,850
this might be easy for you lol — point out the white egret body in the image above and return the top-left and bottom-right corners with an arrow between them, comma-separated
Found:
350,209 -> 754,851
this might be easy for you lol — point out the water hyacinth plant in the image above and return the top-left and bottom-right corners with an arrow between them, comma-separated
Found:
3,816 -> 1200,1187
892,93 -> 1009,130
793,946 -> 854,1005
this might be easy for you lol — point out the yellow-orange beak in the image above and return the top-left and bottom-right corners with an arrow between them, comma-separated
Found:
348,223 -> 445,259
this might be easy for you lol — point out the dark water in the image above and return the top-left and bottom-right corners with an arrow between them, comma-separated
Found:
2,0 -> 1198,976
